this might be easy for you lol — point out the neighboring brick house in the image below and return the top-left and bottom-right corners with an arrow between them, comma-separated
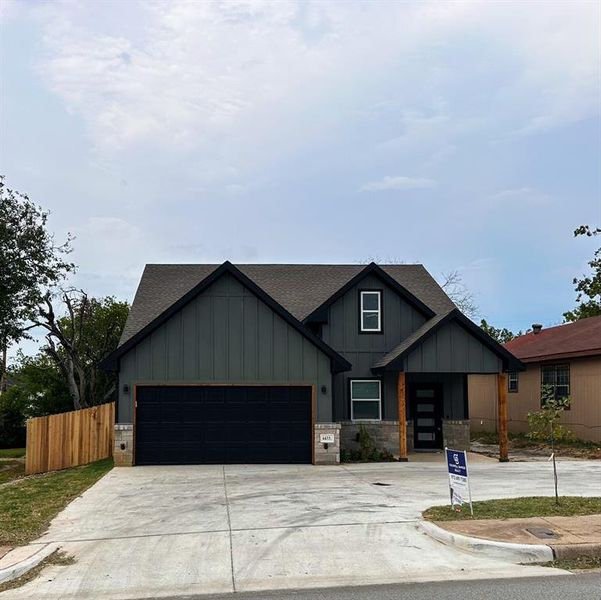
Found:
103,261 -> 522,466
469,316 -> 601,443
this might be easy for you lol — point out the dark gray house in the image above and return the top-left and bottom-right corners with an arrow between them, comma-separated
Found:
104,262 -> 521,466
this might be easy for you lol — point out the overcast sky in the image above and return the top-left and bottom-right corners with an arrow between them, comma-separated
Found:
1,0 -> 600,355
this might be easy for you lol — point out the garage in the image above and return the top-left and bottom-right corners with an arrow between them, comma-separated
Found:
135,385 -> 313,465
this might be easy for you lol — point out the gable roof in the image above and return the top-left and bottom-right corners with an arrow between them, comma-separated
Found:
303,262 -> 436,323
103,262 -> 352,373
119,262 -> 456,345
504,316 -> 601,362
372,309 -> 525,371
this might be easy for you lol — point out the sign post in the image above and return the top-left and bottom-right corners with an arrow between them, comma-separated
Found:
445,448 -> 473,516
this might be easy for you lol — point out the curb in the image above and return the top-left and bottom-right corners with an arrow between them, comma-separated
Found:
551,542 -> 601,560
0,543 -> 58,584
418,520 -> 554,564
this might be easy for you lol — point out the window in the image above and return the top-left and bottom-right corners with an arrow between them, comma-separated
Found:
360,290 -> 382,332
350,380 -> 381,420
541,364 -> 570,405
508,372 -> 519,393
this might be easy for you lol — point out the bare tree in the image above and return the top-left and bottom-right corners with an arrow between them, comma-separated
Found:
37,290 -> 88,410
440,270 -> 479,319
36,289 -> 129,410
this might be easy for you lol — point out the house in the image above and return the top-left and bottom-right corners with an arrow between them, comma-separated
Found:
469,316 -> 601,443
103,261 -> 522,466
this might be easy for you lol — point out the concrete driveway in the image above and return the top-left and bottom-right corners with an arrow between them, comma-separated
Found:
6,458 -> 601,600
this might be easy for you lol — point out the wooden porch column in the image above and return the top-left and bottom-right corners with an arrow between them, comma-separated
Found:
497,372 -> 509,462
398,372 -> 408,462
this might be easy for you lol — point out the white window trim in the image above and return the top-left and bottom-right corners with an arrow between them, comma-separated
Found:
350,379 -> 382,421
360,290 -> 382,332
508,372 -> 518,393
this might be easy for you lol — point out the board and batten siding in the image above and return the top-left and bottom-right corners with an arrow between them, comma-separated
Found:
118,272 -> 332,423
319,273 -> 428,421
468,356 -> 601,442
404,321 -> 502,373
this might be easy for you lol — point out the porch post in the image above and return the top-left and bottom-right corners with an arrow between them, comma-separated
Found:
497,372 -> 509,462
397,372 -> 408,462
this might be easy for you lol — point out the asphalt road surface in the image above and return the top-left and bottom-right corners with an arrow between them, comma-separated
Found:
142,573 -> 601,600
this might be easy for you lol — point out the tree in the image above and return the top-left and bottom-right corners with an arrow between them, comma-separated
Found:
479,319 -> 523,344
440,270 -> 478,319
0,352 -> 72,448
0,177 -> 74,392
563,225 -> 601,322
527,384 -> 574,506
37,291 -> 129,409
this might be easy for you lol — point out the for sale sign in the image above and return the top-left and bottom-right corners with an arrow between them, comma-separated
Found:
445,448 -> 473,515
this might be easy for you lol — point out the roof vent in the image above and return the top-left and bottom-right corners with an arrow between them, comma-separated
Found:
532,324 -> 543,334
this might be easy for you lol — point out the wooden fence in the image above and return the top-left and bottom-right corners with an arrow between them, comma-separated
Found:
25,402 -> 115,475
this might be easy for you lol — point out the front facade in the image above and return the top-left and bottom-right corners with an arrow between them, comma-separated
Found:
470,317 -> 601,443
104,262 -> 521,466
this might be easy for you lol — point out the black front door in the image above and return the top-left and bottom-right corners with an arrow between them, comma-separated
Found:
411,384 -> 443,449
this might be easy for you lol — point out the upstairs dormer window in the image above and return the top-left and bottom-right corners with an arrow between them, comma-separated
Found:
359,290 -> 382,332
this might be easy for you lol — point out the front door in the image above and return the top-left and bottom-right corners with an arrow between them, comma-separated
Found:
411,384 -> 443,450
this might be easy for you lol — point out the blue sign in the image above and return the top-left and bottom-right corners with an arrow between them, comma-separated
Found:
445,448 -> 473,514
446,448 -> 468,477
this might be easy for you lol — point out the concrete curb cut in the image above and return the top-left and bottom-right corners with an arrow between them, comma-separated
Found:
0,543 -> 58,584
418,521 -> 554,564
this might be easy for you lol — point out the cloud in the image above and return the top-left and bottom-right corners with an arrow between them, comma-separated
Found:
24,0 -> 599,163
360,176 -> 437,192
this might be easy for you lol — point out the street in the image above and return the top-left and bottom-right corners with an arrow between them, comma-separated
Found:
137,573 -> 601,600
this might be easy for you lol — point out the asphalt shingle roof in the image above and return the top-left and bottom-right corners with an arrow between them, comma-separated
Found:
119,263 -> 456,346
503,316 -> 601,362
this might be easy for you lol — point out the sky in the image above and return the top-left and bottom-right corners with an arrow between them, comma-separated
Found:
1,0 -> 600,357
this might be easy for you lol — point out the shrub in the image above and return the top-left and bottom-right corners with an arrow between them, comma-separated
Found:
340,425 -> 397,462
527,385 -> 575,443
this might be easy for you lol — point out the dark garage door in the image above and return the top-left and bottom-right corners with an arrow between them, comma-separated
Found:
135,386 -> 313,465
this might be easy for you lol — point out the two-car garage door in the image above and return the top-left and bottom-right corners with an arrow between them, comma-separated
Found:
135,385 -> 313,465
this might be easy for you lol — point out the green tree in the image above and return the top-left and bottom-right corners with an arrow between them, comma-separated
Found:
479,319 -> 522,344
527,384 -> 574,505
37,291 -> 129,409
0,177 -> 74,391
564,225 -> 601,322
0,353 -> 72,448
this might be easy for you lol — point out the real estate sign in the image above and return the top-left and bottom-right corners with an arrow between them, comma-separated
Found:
445,448 -> 473,515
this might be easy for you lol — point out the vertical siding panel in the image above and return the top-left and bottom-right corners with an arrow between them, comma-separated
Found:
181,302 -> 197,379
167,313 -> 183,380
228,295 -> 244,380
213,295 -> 228,379
301,338 -> 317,380
273,315 -> 288,379
436,326 -> 452,371
257,302 -> 273,379
287,329 -> 303,380
151,329 -> 167,380
136,339 -> 151,380
197,295 -> 213,378
243,296 -> 258,380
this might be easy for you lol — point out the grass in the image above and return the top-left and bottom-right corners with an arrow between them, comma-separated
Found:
0,448 -> 26,458
541,556 -> 601,571
0,550 -> 75,594
0,459 -> 25,485
0,458 -> 113,546
423,496 -> 601,522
